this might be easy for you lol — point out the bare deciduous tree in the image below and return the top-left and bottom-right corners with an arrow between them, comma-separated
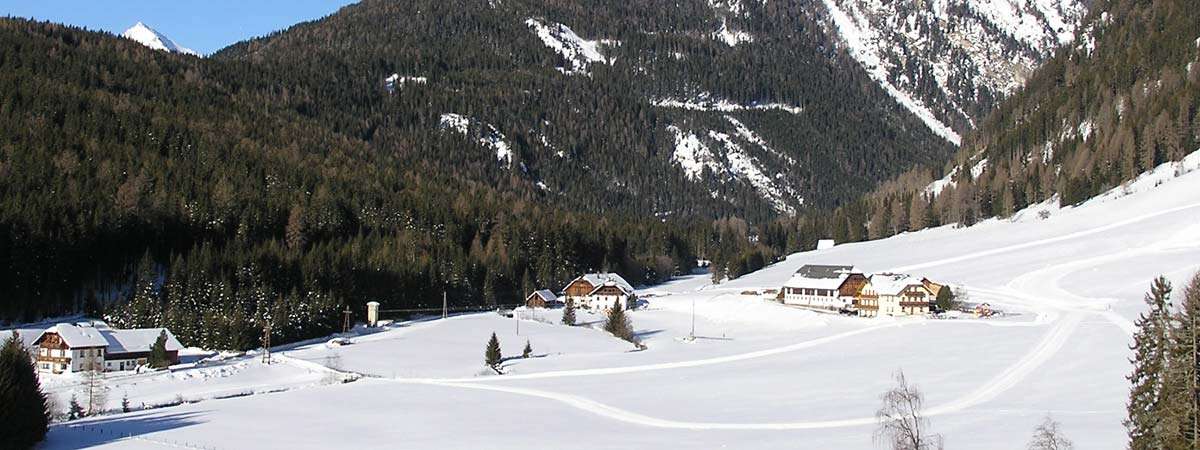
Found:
875,370 -> 942,450
1027,415 -> 1073,450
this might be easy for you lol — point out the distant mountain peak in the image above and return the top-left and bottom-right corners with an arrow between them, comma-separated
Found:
121,22 -> 198,56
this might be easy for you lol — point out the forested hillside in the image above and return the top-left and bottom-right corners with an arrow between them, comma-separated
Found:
0,19 -> 701,348
806,0 -> 1199,243
0,0 -> 1093,348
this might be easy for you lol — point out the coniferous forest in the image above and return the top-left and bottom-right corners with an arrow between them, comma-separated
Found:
3,0 -> 1196,352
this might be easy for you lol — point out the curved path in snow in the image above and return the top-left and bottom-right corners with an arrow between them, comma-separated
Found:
374,200 -> 1200,430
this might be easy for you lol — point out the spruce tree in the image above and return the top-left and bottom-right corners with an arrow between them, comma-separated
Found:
485,332 -> 502,369
1126,276 -> 1172,449
149,330 -> 170,369
603,299 -> 636,343
562,298 -> 577,326
523,340 -> 533,359
68,394 -> 84,420
0,331 -> 50,448
1161,273 -> 1200,448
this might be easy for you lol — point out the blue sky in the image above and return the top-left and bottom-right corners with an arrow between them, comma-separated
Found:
2,1 -> 359,55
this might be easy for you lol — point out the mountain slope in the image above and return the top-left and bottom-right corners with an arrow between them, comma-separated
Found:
809,0 -> 1199,247
121,22 -> 198,56
817,0 -> 1089,143
215,0 -> 964,214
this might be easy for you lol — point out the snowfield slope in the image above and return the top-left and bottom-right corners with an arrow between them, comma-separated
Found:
39,154 -> 1200,449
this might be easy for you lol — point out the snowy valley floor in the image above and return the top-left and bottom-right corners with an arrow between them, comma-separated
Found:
29,155 -> 1200,449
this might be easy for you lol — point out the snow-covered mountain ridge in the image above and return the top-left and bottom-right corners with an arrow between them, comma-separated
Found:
818,0 -> 1088,140
121,22 -> 198,56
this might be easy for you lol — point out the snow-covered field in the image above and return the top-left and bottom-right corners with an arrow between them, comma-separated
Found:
29,154 -> 1200,449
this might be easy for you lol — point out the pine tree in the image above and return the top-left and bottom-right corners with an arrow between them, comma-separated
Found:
121,393 -> 131,413
68,394 -> 84,420
1161,273 -> 1200,448
0,331 -> 50,448
484,332 -> 502,369
523,340 -> 533,358
603,299 -> 636,343
1126,276 -> 1172,449
562,298 -> 577,326
148,330 -> 170,369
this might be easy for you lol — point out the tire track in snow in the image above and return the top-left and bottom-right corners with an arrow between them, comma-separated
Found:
398,313 -> 1081,431
377,202 -> 1200,429
397,322 -> 905,384
886,201 -> 1200,274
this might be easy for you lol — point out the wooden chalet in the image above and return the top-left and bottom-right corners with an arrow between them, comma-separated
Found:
525,290 -> 560,308
562,273 -> 636,311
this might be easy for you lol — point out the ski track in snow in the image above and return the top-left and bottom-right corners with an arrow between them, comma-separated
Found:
373,197 -> 1200,430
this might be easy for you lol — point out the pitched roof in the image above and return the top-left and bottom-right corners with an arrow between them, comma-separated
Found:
528,290 -> 558,302
870,273 -> 928,296
795,264 -> 857,278
34,323 -> 183,353
103,328 -> 184,355
783,265 -> 858,290
36,323 -> 109,348
565,273 -> 635,295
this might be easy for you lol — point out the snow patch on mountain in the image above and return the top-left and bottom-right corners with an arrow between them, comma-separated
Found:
967,0 -> 1082,50
526,18 -> 608,74
713,19 -> 753,46
820,0 -> 962,146
817,0 -> 1086,145
121,22 -> 198,56
652,95 -> 801,114
385,74 -> 427,93
708,130 -> 797,215
725,116 -> 795,166
668,126 -> 720,181
439,113 -> 512,167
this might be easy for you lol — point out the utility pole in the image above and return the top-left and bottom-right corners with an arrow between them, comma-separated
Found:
442,291 -> 448,319
261,323 -> 272,365
690,297 -> 696,340
342,305 -> 352,334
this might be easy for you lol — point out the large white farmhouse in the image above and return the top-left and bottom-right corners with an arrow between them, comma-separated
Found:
32,322 -> 183,374
781,265 -> 867,311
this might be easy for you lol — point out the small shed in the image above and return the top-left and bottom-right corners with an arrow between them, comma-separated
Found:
525,290 -> 559,308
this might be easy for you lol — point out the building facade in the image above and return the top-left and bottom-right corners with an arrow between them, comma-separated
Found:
33,322 -> 183,374
562,273 -> 636,311
869,273 -> 935,317
782,265 -> 864,311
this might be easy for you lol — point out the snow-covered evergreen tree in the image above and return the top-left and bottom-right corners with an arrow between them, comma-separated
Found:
523,340 -> 532,358
562,298 -> 577,326
603,299 -> 635,343
1126,276 -> 1172,448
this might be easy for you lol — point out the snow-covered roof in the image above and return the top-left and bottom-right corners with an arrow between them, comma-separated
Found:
36,323 -> 109,348
869,273 -> 927,296
34,323 -> 182,353
567,273 -> 635,295
529,290 -> 558,302
783,265 -> 859,290
103,328 -> 184,355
